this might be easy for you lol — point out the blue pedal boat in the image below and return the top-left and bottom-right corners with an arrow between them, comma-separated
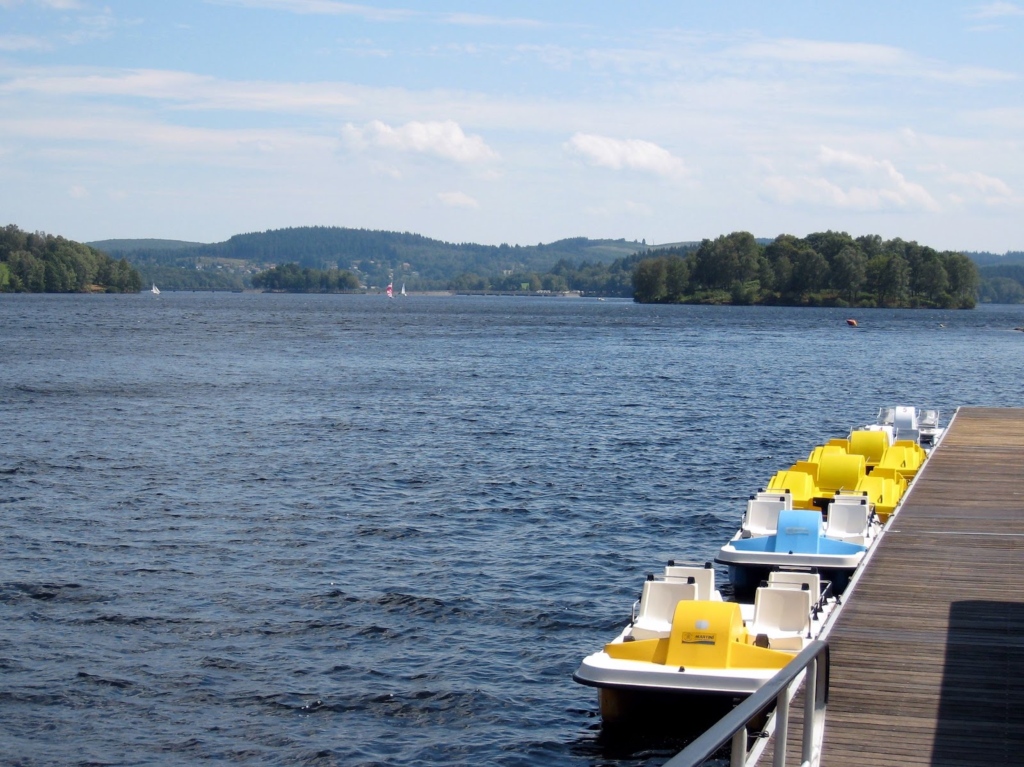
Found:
715,509 -> 868,597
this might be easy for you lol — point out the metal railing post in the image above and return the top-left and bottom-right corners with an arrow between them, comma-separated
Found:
662,640 -> 829,767
802,656 -> 817,764
730,727 -> 747,767
773,686 -> 790,767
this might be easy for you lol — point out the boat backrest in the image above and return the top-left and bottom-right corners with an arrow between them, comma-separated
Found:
894,440 -> 928,464
751,585 -> 813,635
790,460 -> 819,484
807,444 -> 847,463
919,409 -> 940,429
664,600 -> 746,668
634,579 -> 699,633
768,570 -> 821,596
663,565 -> 717,601
877,445 -> 910,471
741,495 -> 788,537
848,430 -> 890,464
773,510 -> 824,554
816,452 -> 866,493
853,474 -> 906,521
825,498 -> 871,539
893,406 -> 920,443
755,490 -> 793,509
767,471 -> 819,510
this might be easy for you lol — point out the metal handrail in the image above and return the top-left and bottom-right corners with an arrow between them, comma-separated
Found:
662,640 -> 830,767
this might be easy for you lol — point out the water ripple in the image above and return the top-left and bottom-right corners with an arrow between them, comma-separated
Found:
2,294 -> 1023,766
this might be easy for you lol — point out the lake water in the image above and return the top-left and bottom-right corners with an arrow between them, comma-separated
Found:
2,293 -> 1022,766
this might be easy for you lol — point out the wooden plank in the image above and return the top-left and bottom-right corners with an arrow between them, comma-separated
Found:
758,407 -> 1024,767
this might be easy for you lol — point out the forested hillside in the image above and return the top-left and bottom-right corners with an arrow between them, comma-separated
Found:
632,231 -> 980,308
1,224 -> 141,293
68,225 -> 1024,303
93,226 -> 648,292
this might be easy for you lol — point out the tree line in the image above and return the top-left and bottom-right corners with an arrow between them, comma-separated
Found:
632,231 -> 979,308
95,226 -> 646,292
1,224 -> 141,293
251,262 -> 361,292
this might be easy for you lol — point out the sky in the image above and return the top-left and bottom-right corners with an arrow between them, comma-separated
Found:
1,1 -> 1022,252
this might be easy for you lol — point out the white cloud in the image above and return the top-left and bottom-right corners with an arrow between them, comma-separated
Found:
944,170 -> 1012,197
729,37 -> 1013,85
732,38 -> 909,68
565,133 -> 686,178
762,146 -> 940,212
0,113 -> 337,160
1,67 -> 360,112
0,0 -> 82,7
439,12 -> 544,29
0,35 -> 51,51
211,0 -> 545,27
68,184 -> 88,199
343,120 -> 498,163
970,2 -> 1024,18
437,191 -> 479,209
208,0 -> 416,22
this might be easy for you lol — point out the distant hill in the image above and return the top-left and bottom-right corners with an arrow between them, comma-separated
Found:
965,250 -> 1024,267
90,226 -> 650,292
88,238 -> 208,253
961,252 -> 1024,303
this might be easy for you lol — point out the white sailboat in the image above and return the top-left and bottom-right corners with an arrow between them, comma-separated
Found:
151,283 -> 160,295
400,283 -> 406,297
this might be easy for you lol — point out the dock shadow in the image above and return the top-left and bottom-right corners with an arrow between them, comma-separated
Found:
931,600 -> 1024,765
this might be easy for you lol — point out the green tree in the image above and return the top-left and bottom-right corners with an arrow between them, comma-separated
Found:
830,245 -> 867,303
914,250 -> 949,305
867,253 -> 910,307
945,253 -> 979,308
1,225 -> 142,293
664,255 -> 690,301
691,232 -> 761,290
633,258 -> 668,302
790,247 -> 830,298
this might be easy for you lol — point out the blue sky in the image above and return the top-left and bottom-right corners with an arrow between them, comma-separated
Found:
1,1 -> 1022,252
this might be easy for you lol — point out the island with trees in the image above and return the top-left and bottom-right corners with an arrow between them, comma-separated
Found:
1,224 -> 141,293
631,231 -> 980,308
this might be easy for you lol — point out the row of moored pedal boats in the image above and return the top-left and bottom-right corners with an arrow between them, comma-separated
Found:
573,406 -> 944,723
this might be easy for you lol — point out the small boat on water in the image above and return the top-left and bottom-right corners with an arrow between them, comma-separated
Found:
574,406 -> 944,723
716,406 -> 940,592
574,567 -> 838,723
716,505 -> 877,596
151,283 -> 160,295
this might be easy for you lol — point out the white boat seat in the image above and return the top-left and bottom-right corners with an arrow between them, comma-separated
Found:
631,578 -> 699,638
893,405 -> 920,443
663,562 -> 720,601
768,570 -> 821,596
747,585 -> 814,652
740,494 -> 789,537
755,489 -> 793,508
825,497 -> 873,546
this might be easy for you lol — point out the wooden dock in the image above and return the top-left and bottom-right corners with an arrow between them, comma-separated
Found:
808,407 -> 1024,765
